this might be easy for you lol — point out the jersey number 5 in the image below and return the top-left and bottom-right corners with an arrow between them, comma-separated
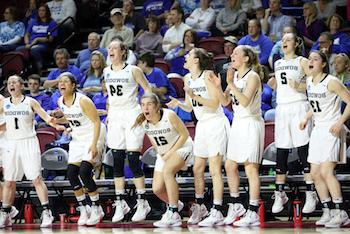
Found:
110,85 -> 123,96
281,72 -> 287,85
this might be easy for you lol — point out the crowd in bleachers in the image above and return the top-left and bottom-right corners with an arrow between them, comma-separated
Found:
0,0 -> 349,127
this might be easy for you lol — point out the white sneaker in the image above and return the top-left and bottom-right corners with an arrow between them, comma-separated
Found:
153,210 -> 182,227
325,209 -> 350,228
187,204 -> 208,225
316,208 -> 331,226
131,199 -> 151,222
77,205 -> 91,226
198,208 -> 224,227
223,203 -> 246,225
10,206 -> 19,219
302,191 -> 318,214
233,210 -> 260,227
0,211 -> 11,228
272,191 -> 289,213
87,205 -> 104,226
40,209 -> 54,228
112,200 -> 130,222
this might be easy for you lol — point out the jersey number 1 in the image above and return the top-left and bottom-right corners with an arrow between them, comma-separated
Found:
14,117 -> 19,129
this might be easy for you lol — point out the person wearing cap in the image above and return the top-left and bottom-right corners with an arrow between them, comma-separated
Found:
100,8 -> 134,48
214,35 -> 237,90
238,19 -> 274,66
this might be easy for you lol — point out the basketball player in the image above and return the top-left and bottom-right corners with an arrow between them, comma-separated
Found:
133,93 -> 193,227
0,95 -> 18,220
209,45 -> 264,226
269,33 -> 317,214
0,75 -> 65,228
300,51 -> 350,228
57,72 -> 106,226
167,48 -> 230,226
104,39 -> 152,222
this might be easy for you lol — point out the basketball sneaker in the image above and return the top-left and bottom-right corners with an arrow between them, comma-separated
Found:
77,205 -> 91,226
198,208 -> 224,227
223,203 -> 246,225
302,191 -> 318,214
187,203 -> 208,225
325,209 -> 350,228
153,209 -> 182,227
233,210 -> 260,227
87,205 -> 104,226
272,191 -> 289,213
131,199 -> 151,222
40,209 -> 54,228
112,200 -> 130,222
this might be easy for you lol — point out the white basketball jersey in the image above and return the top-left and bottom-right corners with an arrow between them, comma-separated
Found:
143,109 -> 183,155
306,74 -> 341,123
3,96 -> 36,140
58,92 -> 95,142
274,56 -> 307,104
187,71 -> 223,121
231,69 -> 262,118
104,64 -> 139,109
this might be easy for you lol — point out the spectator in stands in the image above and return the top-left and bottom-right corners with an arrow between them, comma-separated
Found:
241,0 -> 262,18
160,13 -> 173,37
0,7 -> 25,53
100,8 -> 134,49
210,0 -> 226,14
333,53 -> 350,85
134,16 -> 163,58
312,14 -> 350,55
316,0 -> 336,21
297,2 -> 326,49
172,0 -> 200,16
27,74 -> 54,126
76,32 -> 108,73
43,48 -> 82,107
19,4 -> 57,74
313,32 -> 336,74
143,0 -> 172,20
46,0 -> 76,44
92,78 -> 108,122
122,0 -> 146,39
214,36 -> 238,90
185,0 -> 216,38
24,0 -> 39,27
80,51 -> 106,98
238,19 -> 274,66
268,26 -> 303,69
164,29 -> 198,78
213,0 -> 247,36
162,6 -> 191,53
138,52 -> 177,103
261,0 -> 294,42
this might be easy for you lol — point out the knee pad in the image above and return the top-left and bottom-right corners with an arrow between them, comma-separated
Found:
79,161 -> 97,192
112,149 -> 126,178
297,144 -> 310,174
127,151 -> 144,178
67,164 -> 82,191
276,148 -> 289,174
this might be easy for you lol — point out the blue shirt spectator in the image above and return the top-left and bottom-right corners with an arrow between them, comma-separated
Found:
0,7 -> 25,52
238,19 -> 274,66
92,79 -> 108,122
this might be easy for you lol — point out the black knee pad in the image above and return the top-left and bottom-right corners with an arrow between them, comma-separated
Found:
297,144 -> 310,173
127,151 -> 144,178
112,149 -> 126,178
79,161 -> 97,192
67,164 -> 82,191
276,148 -> 289,174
